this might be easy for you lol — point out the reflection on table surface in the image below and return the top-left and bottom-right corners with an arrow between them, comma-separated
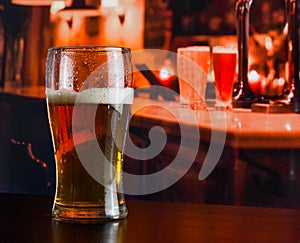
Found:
1,193 -> 300,242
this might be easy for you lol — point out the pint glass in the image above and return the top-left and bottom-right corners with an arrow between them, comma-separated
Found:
45,46 -> 133,222
212,46 -> 237,110
177,46 -> 210,109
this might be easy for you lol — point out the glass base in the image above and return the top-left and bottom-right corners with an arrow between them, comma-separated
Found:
189,99 -> 207,111
215,99 -> 232,111
52,203 -> 128,223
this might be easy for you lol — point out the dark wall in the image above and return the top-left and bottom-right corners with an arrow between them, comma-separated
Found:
0,92 -> 55,195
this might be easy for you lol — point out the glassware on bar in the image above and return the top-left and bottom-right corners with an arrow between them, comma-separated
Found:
45,46 -> 133,223
177,46 -> 210,110
212,46 -> 237,110
234,0 -> 298,110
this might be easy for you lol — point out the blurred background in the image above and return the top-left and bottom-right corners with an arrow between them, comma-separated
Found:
0,0 -> 286,91
1,0 -> 297,208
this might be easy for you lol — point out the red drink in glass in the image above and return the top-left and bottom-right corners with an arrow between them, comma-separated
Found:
212,47 -> 237,109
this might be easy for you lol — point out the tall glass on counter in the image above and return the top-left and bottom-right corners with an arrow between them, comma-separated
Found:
234,0 -> 299,109
286,0 -> 300,112
213,46 -> 237,110
45,46 -> 134,223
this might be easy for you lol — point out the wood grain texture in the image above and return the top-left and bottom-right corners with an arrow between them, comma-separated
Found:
0,193 -> 300,242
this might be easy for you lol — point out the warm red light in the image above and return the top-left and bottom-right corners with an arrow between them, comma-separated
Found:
159,67 -> 172,80
248,70 -> 260,83
157,58 -> 175,86
157,67 -> 174,86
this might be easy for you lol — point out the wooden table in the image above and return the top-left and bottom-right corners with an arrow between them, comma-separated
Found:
1,193 -> 300,242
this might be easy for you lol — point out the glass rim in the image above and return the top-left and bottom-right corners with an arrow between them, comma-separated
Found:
48,46 -> 131,53
187,46 -> 210,51
212,46 -> 237,53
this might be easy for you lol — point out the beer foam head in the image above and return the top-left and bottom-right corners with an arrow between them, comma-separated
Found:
46,87 -> 134,104
177,47 -> 189,55
187,46 -> 210,52
212,46 -> 237,54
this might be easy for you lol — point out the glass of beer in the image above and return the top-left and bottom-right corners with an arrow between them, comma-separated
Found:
212,46 -> 237,110
45,46 -> 133,223
177,47 -> 190,106
186,46 -> 210,110
177,46 -> 210,109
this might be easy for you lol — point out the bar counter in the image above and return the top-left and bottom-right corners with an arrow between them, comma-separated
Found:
1,193 -> 300,242
131,97 -> 300,149
128,97 -> 300,206
1,87 -> 299,149
1,88 -> 300,206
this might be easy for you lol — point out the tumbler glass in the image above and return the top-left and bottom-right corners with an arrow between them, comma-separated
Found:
45,46 -> 133,223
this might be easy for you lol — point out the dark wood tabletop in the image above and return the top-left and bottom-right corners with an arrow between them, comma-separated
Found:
1,193 -> 300,242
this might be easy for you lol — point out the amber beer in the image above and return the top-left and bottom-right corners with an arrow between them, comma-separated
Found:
46,46 -> 133,222
212,46 -> 237,109
177,46 -> 210,108
47,88 -> 132,221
